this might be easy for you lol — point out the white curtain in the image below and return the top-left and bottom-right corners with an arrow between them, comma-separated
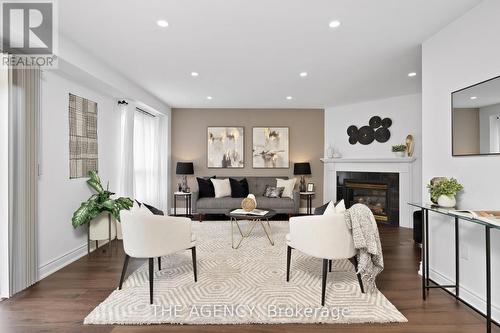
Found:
118,103 -> 135,198
119,104 -> 168,211
133,110 -> 160,207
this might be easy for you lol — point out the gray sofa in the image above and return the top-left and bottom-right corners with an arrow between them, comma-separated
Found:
192,176 -> 299,220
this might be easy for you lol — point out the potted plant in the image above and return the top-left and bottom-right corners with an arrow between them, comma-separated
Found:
72,170 -> 134,229
392,144 -> 407,157
427,178 -> 464,208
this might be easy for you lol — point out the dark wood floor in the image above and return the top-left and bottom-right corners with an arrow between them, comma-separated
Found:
0,222 -> 497,333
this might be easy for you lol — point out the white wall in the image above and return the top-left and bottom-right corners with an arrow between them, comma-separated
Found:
422,0 -> 500,321
37,71 -> 121,279
324,94 -> 422,203
0,58 -> 10,297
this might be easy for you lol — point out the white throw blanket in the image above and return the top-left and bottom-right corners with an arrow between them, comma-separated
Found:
344,203 -> 384,292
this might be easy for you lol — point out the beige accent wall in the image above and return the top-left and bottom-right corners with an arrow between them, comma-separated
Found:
171,108 -> 324,210
452,108 -> 480,155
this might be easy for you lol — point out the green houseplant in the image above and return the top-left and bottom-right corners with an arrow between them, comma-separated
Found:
427,177 -> 464,208
391,144 -> 407,157
72,171 -> 134,228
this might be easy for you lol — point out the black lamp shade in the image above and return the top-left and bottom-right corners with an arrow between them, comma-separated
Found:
176,162 -> 194,175
294,162 -> 311,175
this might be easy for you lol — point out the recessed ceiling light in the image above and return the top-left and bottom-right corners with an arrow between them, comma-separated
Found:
286,96 -> 293,100
299,72 -> 308,77
156,20 -> 169,28
329,20 -> 341,28
191,72 -> 199,77
408,72 -> 417,77
470,96 -> 477,100
206,96 -> 213,100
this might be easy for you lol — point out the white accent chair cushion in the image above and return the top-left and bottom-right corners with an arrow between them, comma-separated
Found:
211,178 -> 232,198
276,178 -> 296,199
287,213 -> 355,260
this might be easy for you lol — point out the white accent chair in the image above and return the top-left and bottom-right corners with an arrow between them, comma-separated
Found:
286,214 -> 364,306
118,210 -> 197,304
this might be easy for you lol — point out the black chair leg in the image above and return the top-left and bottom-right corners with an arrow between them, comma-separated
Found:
286,246 -> 292,282
118,254 -> 130,290
149,258 -> 154,304
158,257 -> 162,270
191,247 -> 197,282
349,256 -> 365,293
329,259 -> 332,272
322,258 -> 329,306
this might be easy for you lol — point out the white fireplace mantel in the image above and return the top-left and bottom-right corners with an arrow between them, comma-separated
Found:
321,157 -> 417,228
321,157 -> 416,164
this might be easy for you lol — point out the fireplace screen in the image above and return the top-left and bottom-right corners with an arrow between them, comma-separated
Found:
345,181 -> 389,222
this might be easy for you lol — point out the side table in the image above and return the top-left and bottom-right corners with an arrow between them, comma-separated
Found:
173,192 -> 192,217
300,192 -> 315,215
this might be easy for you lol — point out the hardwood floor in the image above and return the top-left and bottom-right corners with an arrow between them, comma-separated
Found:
0,223 -> 497,333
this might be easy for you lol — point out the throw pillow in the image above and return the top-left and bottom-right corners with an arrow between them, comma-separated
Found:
264,185 -> 285,198
276,178 -> 296,199
197,176 -> 216,198
323,199 -> 346,215
143,203 -> 164,216
211,178 -> 232,198
314,200 -> 343,215
137,204 -> 154,215
229,178 -> 249,198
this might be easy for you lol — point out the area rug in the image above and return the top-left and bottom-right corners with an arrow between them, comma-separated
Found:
84,220 -> 407,325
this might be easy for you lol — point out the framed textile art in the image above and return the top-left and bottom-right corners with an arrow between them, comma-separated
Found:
68,93 -> 98,178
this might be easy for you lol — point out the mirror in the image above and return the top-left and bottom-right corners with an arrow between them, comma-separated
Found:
452,75 -> 500,156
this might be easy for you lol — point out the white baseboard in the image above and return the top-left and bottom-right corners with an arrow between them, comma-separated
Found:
38,239 -> 112,280
418,262 -> 499,321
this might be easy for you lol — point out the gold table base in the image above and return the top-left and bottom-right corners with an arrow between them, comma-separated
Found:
230,217 -> 274,249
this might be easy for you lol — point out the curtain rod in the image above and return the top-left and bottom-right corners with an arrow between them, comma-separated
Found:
136,107 -> 156,118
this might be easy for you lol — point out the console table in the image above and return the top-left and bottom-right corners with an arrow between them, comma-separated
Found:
409,202 -> 499,333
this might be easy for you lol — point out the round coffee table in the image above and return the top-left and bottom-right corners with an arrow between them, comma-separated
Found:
226,209 -> 276,249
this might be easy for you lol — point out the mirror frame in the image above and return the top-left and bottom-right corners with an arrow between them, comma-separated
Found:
451,74 -> 500,157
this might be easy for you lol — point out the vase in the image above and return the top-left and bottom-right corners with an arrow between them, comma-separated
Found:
437,195 -> 456,208
393,151 -> 405,157
326,145 -> 334,159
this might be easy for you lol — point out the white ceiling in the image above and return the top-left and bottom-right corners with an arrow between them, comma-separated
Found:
59,0 -> 481,108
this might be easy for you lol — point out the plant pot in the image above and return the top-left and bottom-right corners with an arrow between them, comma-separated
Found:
437,195 -> 456,208
89,212 -> 117,241
393,151 -> 405,157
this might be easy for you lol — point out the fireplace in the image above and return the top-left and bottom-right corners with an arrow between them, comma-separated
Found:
337,172 -> 399,226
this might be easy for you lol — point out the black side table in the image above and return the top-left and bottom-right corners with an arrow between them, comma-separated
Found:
173,192 -> 191,217
300,192 -> 315,215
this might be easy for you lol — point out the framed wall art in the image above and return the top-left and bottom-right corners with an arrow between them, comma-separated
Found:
207,127 -> 244,168
252,127 -> 289,168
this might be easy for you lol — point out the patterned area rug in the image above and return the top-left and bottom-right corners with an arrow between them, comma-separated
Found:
84,220 -> 407,325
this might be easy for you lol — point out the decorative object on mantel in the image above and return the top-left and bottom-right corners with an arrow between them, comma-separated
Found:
406,134 -> 414,157
427,177 -> 464,208
294,162 -> 311,192
347,116 -> 392,145
326,144 -> 334,159
391,144 -> 407,157
241,194 -> 257,212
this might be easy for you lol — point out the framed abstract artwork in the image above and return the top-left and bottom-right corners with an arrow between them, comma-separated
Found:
252,127 -> 289,168
68,93 -> 98,178
207,127 -> 244,168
